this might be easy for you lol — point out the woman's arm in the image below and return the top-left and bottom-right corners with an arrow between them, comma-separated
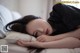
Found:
37,28 -> 80,42
17,37 -> 80,48
17,28 -> 80,48
41,37 -> 80,48
52,28 -> 80,40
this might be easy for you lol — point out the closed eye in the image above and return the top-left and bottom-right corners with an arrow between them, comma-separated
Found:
33,30 -> 44,37
35,32 -> 38,36
33,31 -> 38,36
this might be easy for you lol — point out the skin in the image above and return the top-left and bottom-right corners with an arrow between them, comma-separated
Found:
16,19 -> 80,48
26,19 -> 53,36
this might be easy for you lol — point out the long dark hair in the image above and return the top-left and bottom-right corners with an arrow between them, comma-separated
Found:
5,15 -> 44,53
5,15 -> 40,33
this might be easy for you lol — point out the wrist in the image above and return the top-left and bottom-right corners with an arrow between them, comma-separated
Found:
51,35 -> 67,40
53,35 -> 64,40
30,41 -> 44,48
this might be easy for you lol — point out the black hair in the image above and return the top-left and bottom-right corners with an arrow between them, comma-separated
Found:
5,15 -> 44,53
5,15 -> 40,34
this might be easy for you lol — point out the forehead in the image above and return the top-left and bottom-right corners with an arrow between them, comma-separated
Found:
26,19 -> 43,34
27,19 -> 44,26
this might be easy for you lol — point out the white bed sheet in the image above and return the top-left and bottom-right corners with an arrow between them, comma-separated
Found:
0,39 -> 80,53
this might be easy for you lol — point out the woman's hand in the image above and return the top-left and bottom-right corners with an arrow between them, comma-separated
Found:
16,39 -> 30,47
16,39 -> 43,48
37,35 -> 57,42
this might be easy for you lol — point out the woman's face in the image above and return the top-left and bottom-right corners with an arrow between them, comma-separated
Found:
26,19 -> 53,37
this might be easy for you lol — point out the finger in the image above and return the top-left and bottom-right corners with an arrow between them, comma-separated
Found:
17,41 -> 25,46
40,35 -> 47,36
37,35 -> 44,39
37,36 -> 45,41
37,38 -> 42,41
39,39 -> 45,42
19,40 -> 31,47
19,40 -> 27,45
37,37 -> 45,42
37,37 -> 43,41
17,40 -> 27,46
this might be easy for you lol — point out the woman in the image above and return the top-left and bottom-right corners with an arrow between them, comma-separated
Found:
5,3 -> 80,48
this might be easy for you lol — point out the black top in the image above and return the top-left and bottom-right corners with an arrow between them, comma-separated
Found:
47,3 -> 80,35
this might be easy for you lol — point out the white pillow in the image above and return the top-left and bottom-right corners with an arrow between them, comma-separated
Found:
4,31 -> 36,44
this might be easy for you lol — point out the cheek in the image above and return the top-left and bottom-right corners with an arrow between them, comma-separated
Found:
27,28 -> 34,35
26,26 -> 36,35
40,23 -> 47,27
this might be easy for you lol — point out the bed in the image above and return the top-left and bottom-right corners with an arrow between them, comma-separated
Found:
0,4 -> 80,53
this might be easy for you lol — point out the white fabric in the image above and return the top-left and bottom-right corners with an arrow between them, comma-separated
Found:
0,31 -> 80,53
5,31 -> 36,44
0,39 -> 80,53
0,4 -> 80,53
0,14 -> 4,33
11,11 -> 22,20
0,39 -> 29,53
0,5 -> 22,34
0,30 -> 6,38
41,48 -> 80,53
0,5 -> 13,33
0,5 -> 13,26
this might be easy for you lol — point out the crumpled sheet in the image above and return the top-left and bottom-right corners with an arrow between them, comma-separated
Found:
0,39 -> 80,53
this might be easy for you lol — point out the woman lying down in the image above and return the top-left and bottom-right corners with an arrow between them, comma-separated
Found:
5,3 -> 80,49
